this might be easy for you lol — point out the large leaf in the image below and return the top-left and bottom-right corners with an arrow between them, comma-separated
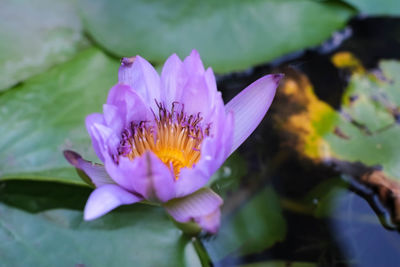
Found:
209,152 -> 248,199
240,261 -> 316,267
0,180 -> 203,266
203,186 -> 286,263
78,0 -> 354,73
0,0 -> 88,91
0,48 -> 119,185
343,0 -> 400,16
0,202 -> 196,267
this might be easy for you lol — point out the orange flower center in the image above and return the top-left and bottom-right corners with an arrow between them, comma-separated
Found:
119,102 -> 210,179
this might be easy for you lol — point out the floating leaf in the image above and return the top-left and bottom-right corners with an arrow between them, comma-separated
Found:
0,48 -> 119,185
342,0 -> 400,16
240,261 -> 316,267
0,0 -> 88,91
203,186 -> 286,262
209,152 -> 248,199
78,0 -> 354,73
0,202 -> 192,267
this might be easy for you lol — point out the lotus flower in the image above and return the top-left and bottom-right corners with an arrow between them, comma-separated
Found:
64,50 -> 282,234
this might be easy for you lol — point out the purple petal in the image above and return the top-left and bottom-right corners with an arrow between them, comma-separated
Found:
63,150 -> 115,187
179,75 -> 212,118
164,51 -> 217,122
84,184 -> 142,220
175,97 -> 234,197
160,53 -> 186,109
183,50 -> 205,75
106,83 -> 152,126
164,188 -> 223,234
225,74 -> 283,155
104,152 -> 176,203
196,209 -> 221,235
118,56 -> 160,111
85,118 -> 120,159
175,167 -> 209,198
103,104 -> 124,136
85,113 -> 106,162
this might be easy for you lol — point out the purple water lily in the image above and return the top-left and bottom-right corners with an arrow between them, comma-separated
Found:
64,50 -> 282,234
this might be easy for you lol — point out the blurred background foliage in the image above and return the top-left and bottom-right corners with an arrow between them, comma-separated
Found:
1,0 -> 400,266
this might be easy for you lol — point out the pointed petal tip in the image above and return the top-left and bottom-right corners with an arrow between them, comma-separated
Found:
225,72 -> 282,155
164,188 -> 222,233
84,184 -> 142,221
83,212 -> 96,221
120,56 -> 136,66
272,73 -> 284,84
63,150 -> 81,167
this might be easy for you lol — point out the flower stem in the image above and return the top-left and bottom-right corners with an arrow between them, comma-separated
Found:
192,237 -> 211,267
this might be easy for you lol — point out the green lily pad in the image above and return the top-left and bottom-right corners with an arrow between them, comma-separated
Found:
0,48 -> 119,185
0,201 -> 194,267
342,0 -> 400,16
0,0 -> 88,91
240,261 -> 316,267
203,186 -> 286,262
78,0 -> 354,73
209,152 -> 248,199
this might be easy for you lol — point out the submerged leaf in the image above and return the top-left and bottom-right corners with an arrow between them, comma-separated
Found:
275,58 -> 400,226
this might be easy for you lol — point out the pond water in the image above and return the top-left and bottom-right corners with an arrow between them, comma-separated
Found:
1,16 -> 400,267
207,17 -> 400,267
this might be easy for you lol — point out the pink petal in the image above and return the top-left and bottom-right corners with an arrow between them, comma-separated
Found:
84,184 -> 142,220
63,150 -> 115,187
225,74 -> 283,155
164,188 -> 223,234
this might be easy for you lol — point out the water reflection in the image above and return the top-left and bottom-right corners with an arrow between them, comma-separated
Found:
210,17 -> 400,266
329,188 -> 400,267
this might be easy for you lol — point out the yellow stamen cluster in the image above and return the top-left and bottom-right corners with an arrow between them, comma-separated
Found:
119,102 -> 209,179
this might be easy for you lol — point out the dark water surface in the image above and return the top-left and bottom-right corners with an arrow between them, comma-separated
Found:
213,17 -> 400,267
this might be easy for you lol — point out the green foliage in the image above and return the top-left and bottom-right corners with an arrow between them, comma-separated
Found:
324,61 -> 400,181
279,60 -> 400,182
0,202 -> 192,267
2,0 -> 386,265
240,261 -> 316,267
0,0 -> 88,91
203,186 -> 286,262
78,0 -> 354,73
209,152 -> 248,198
343,0 -> 400,16
0,48 -> 119,185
